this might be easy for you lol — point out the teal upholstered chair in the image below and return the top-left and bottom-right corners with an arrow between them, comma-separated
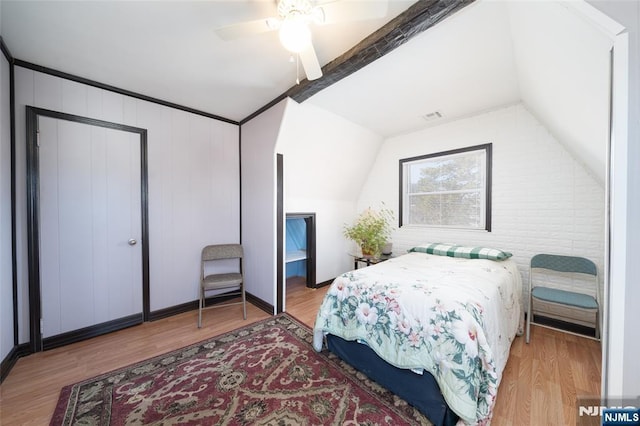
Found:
525,254 -> 599,343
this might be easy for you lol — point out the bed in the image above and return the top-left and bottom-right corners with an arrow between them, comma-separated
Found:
313,244 -> 523,426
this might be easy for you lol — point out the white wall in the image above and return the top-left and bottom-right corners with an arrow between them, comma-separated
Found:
358,104 -> 605,302
14,67 -> 240,343
1,49 -> 14,362
240,99 -> 287,310
276,100 -> 383,283
587,0 -> 640,402
507,1 -> 612,185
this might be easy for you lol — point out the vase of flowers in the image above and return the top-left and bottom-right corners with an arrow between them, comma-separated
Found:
343,206 -> 394,258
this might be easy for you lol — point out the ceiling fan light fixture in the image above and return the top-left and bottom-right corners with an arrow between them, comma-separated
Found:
279,16 -> 311,53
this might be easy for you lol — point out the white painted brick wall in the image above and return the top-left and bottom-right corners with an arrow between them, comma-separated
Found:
357,104 -> 605,310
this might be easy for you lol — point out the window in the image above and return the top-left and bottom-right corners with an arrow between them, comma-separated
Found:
399,144 -> 492,230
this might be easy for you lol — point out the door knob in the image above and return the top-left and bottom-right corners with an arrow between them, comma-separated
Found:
128,239 -> 137,246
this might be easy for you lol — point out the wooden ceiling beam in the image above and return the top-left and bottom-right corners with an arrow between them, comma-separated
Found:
287,0 -> 475,102
242,0 -> 474,123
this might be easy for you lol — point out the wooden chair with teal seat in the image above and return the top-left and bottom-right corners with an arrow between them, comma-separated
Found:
525,254 -> 599,343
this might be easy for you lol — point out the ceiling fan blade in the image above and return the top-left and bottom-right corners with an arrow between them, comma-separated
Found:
318,0 -> 389,25
215,18 -> 280,41
299,44 -> 323,81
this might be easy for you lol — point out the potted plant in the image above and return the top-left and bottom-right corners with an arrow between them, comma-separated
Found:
343,206 -> 394,258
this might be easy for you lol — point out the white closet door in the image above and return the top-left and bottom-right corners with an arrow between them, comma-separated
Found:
38,116 -> 142,338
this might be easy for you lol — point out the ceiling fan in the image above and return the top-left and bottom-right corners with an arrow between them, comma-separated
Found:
215,0 -> 389,81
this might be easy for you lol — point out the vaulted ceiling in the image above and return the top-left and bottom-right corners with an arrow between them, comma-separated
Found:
306,0 -> 614,183
0,0 -> 615,183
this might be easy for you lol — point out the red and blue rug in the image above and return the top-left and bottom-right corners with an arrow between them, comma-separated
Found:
51,314 -> 431,425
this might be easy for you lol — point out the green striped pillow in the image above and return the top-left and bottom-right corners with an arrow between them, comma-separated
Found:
409,243 -> 513,261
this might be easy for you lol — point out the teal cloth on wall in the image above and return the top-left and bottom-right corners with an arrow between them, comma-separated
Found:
286,218 -> 306,278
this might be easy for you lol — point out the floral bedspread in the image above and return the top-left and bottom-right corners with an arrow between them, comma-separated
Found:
313,251 -> 522,425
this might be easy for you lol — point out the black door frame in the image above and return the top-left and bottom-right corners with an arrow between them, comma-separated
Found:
26,106 -> 150,352
285,213 -> 317,289
276,154 -> 284,314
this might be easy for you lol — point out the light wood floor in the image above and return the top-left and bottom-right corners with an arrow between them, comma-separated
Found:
0,278 -> 601,425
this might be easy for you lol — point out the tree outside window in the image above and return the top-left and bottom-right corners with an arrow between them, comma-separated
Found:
399,144 -> 492,230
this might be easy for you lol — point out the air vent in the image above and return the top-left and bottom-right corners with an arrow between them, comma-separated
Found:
422,111 -> 444,122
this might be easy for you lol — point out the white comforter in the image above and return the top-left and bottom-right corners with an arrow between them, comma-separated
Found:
313,252 -> 523,425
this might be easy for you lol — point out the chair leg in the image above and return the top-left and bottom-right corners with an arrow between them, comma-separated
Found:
242,285 -> 247,320
198,287 -> 203,328
526,296 -> 532,344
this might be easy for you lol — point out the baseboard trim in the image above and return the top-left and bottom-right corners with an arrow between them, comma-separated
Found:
1,344 -> 24,383
315,278 -> 334,288
148,299 -> 200,321
149,291 -> 274,321
42,314 -> 143,351
247,293 -> 274,315
15,342 -> 30,357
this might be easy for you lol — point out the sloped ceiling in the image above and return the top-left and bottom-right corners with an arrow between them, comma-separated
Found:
307,1 -> 520,137
306,0 -> 613,184
508,1 -> 612,185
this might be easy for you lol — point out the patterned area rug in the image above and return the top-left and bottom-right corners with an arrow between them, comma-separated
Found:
51,314 -> 432,425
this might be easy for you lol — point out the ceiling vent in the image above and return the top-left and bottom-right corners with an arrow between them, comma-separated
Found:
422,111 -> 444,122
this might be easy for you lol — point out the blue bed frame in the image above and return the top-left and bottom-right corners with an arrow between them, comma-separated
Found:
326,334 -> 459,426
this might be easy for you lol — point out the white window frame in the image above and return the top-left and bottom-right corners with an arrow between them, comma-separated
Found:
399,144 -> 492,231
